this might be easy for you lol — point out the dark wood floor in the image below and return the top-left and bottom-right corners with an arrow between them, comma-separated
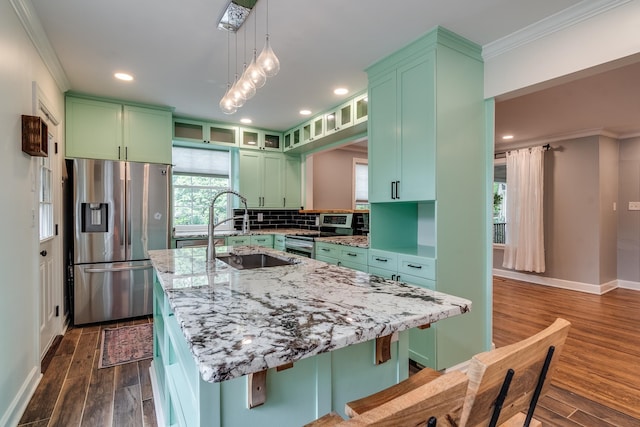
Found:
18,316 -> 156,427
19,277 -> 640,426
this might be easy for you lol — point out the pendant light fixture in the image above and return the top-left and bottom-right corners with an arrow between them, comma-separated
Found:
219,30 -> 237,114
217,0 -> 278,114
256,0 -> 280,77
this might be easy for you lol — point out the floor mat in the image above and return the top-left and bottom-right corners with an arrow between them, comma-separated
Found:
98,323 -> 153,369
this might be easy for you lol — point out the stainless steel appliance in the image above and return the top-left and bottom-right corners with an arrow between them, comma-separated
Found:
66,159 -> 170,325
284,213 -> 354,258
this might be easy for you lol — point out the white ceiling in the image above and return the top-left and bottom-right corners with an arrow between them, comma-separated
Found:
31,0 -> 592,134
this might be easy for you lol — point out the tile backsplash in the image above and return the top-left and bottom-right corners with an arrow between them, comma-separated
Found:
233,209 -> 369,234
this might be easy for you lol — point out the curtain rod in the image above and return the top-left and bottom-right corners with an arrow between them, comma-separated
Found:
494,143 -> 551,159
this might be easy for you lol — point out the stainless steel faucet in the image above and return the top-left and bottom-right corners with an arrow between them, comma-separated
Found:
207,189 -> 249,261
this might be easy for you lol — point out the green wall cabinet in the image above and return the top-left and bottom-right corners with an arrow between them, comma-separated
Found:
66,95 -> 172,164
173,117 -> 238,147
240,128 -> 282,151
239,151 -> 301,209
368,53 -> 435,202
367,27 -> 490,370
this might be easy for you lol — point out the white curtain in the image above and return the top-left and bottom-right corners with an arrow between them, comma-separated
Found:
502,146 -> 545,273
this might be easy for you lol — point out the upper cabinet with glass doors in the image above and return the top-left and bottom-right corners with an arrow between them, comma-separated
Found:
173,117 -> 238,147
240,128 -> 282,151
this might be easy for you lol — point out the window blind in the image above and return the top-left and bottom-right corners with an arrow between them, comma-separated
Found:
355,162 -> 368,202
172,146 -> 230,175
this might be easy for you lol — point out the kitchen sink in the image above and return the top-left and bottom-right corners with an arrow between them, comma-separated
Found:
217,253 -> 295,270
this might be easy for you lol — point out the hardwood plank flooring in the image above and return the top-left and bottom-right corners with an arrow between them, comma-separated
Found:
19,278 -> 640,426
493,276 -> 640,424
18,316 -> 156,427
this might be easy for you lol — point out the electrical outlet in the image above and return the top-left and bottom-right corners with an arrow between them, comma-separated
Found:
257,213 -> 263,222
629,201 -> 640,211
315,216 -> 320,226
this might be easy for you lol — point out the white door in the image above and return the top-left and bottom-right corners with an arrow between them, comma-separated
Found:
38,125 -> 61,359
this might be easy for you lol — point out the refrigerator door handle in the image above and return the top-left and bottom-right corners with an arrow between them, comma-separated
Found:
84,264 -> 152,273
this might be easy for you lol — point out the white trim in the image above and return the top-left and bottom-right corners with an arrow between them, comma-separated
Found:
618,280 -> 640,291
0,367 -> 41,427
10,0 -> 71,92
495,128 -> 619,151
483,0 -> 631,60
493,268 -> 619,295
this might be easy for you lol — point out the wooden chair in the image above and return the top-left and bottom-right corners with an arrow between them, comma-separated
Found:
345,318 -> 571,427
305,370 -> 468,426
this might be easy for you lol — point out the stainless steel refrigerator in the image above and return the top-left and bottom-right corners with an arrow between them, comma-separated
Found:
67,158 -> 170,325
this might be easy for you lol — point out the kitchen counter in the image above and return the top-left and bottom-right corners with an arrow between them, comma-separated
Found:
314,234 -> 369,248
150,245 -> 469,383
173,227 -> 320,240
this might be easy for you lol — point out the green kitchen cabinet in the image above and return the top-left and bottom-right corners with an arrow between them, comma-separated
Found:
368,52 -> 435,203
226,235 -> 251,246
239,150 -> 283,208
283,156 -> 302,209
250,234 -> 274,248
173,117 -> 238,147
315,242 -> 368,273
66,96 -> 172,163
274,234 -> 286,251
353,92 -> 368,125
240,128 -> 282,151
367,27 -> 490,370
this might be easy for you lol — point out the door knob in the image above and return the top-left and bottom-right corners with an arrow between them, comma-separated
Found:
40,250 -> 47,257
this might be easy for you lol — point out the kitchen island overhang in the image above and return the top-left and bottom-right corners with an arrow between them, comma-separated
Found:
149,246 -> 471,425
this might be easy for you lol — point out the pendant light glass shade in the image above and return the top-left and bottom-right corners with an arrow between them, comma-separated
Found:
257,35 -> 280,78
245,51 -> 267,89
238,66 -> 256,99
229,78 -> 246,107
219,84 -> 237,114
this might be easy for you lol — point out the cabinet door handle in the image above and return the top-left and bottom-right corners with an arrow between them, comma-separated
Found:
283,198 -> 286,207
391,181 -> 396,199
391,274 -> 396,281
118,146 -> 121,160
395,181 -> 400,199
407,264 -> 422,269
375,257 -> 387,262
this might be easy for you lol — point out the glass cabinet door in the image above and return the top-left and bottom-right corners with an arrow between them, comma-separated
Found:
264,133 -> 281,150
313,117 -> 324,139
210,125 -> 237,146
325,110 -> 337,135
173,119 -> 205,142
339,102 -> 353,128
284,132 -> 292,149
354,94 -> 368,124
302,122 -> 312,144
241,130 -> 260,149
293,128 -> 301,145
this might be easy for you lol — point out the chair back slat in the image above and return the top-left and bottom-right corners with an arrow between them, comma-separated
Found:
344,370 -> 468,427
460,318 -> 571,427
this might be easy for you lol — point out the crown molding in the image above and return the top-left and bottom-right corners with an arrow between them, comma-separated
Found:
495,128 -> 621,150
483,0 -> 631,60
10,0 -> 70,92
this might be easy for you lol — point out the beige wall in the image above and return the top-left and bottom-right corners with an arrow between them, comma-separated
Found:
311,148 -> 367,209
618,136 -> 640,282
494,135 -> 620,287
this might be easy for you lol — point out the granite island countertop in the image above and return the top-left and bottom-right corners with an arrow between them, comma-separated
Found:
149,245 -> 470,383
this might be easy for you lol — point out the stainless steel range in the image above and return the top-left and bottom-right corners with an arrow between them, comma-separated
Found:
284,213 -> 354,258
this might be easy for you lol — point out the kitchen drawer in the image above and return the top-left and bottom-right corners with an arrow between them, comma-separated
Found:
250,234 -> 274,248
339,246 -> 368,266
398,255 -> 435,280
338,259 -> 368,273
368,266 -> 396,280
368,249 -> 398,271
226,235 -> 251,246
315,242 -> 340,259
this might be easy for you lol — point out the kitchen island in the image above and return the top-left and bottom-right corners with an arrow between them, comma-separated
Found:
149,245 -> 470,426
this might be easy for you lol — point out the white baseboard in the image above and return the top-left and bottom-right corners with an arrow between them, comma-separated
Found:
0,366 -> 42,427
149,362 -> 165,427
493,268 -> 622,295
618,279 -> 640,291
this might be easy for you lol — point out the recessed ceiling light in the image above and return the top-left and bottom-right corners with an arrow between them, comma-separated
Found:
114,72 -> 134,81
299,109 -> 312,116
334,88 -> 348,95
502,135 -> 514,140
240,118 -> 252,124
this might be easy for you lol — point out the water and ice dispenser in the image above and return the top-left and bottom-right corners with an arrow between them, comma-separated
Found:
81,202 -> 108,232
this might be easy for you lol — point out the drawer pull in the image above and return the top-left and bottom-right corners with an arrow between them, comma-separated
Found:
321,248 -> 330,252
407,264 -> 422,269
347,253 -> 357,257
374,257 -> 387,262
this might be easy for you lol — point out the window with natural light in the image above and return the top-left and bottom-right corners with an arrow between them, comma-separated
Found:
172,146 -> 231,233
354,159 -> 369,210
493,161 -> 507,244
39,150 -> 54,241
